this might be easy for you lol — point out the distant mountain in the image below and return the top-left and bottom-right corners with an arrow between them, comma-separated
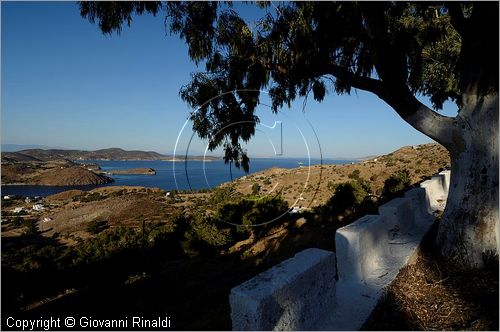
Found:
1,144 -> 61,152
1,148 -> 219,162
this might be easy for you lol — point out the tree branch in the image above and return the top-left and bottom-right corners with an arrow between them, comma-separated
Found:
446,3 -> 467,38
325,63 -> 385,95
357,3 -> 456,147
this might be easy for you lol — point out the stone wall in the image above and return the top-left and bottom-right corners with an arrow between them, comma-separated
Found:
230,170 -> 450,331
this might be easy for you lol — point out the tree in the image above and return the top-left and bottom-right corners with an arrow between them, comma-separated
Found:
79,2 -> 498,267
251,182 -> 261,195
327,181 -> 368,215
382,169 -> 412,199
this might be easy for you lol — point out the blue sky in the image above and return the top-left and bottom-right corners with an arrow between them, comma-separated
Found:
1,2 -> 458,158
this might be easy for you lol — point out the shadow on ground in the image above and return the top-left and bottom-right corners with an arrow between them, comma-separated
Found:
362,223 -> 499,331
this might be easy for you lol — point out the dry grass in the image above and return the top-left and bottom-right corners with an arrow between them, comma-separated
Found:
226,143 -> 450,208
362,225 -> 499,331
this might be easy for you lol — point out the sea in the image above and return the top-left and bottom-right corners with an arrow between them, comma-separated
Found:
1,158 -> 356,197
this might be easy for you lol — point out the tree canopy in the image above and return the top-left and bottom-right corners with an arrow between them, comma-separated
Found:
80,2 -> 499,266
80,1 -> 497,171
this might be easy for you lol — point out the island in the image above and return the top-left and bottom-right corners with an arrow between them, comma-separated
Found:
105,168 -> 156,175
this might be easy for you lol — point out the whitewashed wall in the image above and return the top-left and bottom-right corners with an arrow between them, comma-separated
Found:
230,170 -> 450,331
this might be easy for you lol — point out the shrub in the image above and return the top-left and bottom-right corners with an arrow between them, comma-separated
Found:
337,181 -> 367,206
325,181 -> 367,214
251,183 -> 261,195
369,174 -> 378,181
22,219 -> 38,236
263,179 -> 271,185
11,216 -> 22,228
109,189 -> 125,197
382,169 -> 412,199
325,181 -> 368,214
214,195 -> 289,237
1,199 -> 14,208
80,192 -> 103,202
147,224 -> 175,244
180,214 -> 233,256
86,220 -> 109,234
357,178 -> 372,194
313,180 -> 371,225
68,227 -> 142,266
348,169 -> 360,180
242,196 -> 289,228
209,187 -> 237,205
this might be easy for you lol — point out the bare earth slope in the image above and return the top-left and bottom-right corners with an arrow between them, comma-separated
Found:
34,166 -> 113,186
227,143 -> 450,208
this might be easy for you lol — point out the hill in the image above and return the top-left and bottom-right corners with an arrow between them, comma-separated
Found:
1,147 -> 220,162
1,160 -> 113,186
2,148 -> 164,161
226,143 -> 450,208
2,143 -> 494,331
35,167 -> 113,186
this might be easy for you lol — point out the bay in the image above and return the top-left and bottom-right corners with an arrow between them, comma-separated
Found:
1,158 -> 356,197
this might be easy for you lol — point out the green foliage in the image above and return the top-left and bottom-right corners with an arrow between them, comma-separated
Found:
22,219 -> 38,236
327,181 -> 369,214
263,179 -> 271,185
11,216 -> 23,228
86,220 -> 109,234
348,169 -> 361,180
1,199 -> 14,208
78,2 -> 498,172
147,224 -> 175,244
213,195 -> 289,237
357,178 -> 373,194
180,213 -> 233,256
109,189 -> 125,197
382,169 -> 412,199
209,186 -> 237,205
327,181 -> 338,192
251,183 -> 261,195
68,227 -> 143,266
190,214 -> 233,247
314,180 -> 371,224
79,192 -> 104,202
2,243 -> 59,273
241,196 -> 289,229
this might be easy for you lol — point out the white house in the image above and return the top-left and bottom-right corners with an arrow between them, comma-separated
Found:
289,207 -> 303,214
32,204 -> 45,211
12,207 -> 26,213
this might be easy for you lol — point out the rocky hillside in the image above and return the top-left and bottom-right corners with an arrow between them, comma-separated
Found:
2,163 -> 113,186
2,148 -> 165,161
226,143 -> 450,208
35,167 -> 113,186
1,148 -> 221,162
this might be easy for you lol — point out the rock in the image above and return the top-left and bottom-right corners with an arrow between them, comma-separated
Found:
295,217 -> 307,228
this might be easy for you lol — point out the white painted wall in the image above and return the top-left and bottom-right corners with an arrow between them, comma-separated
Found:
230,170 -> 451,331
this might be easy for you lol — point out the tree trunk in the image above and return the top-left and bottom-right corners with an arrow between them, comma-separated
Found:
436,92 -> 499,268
